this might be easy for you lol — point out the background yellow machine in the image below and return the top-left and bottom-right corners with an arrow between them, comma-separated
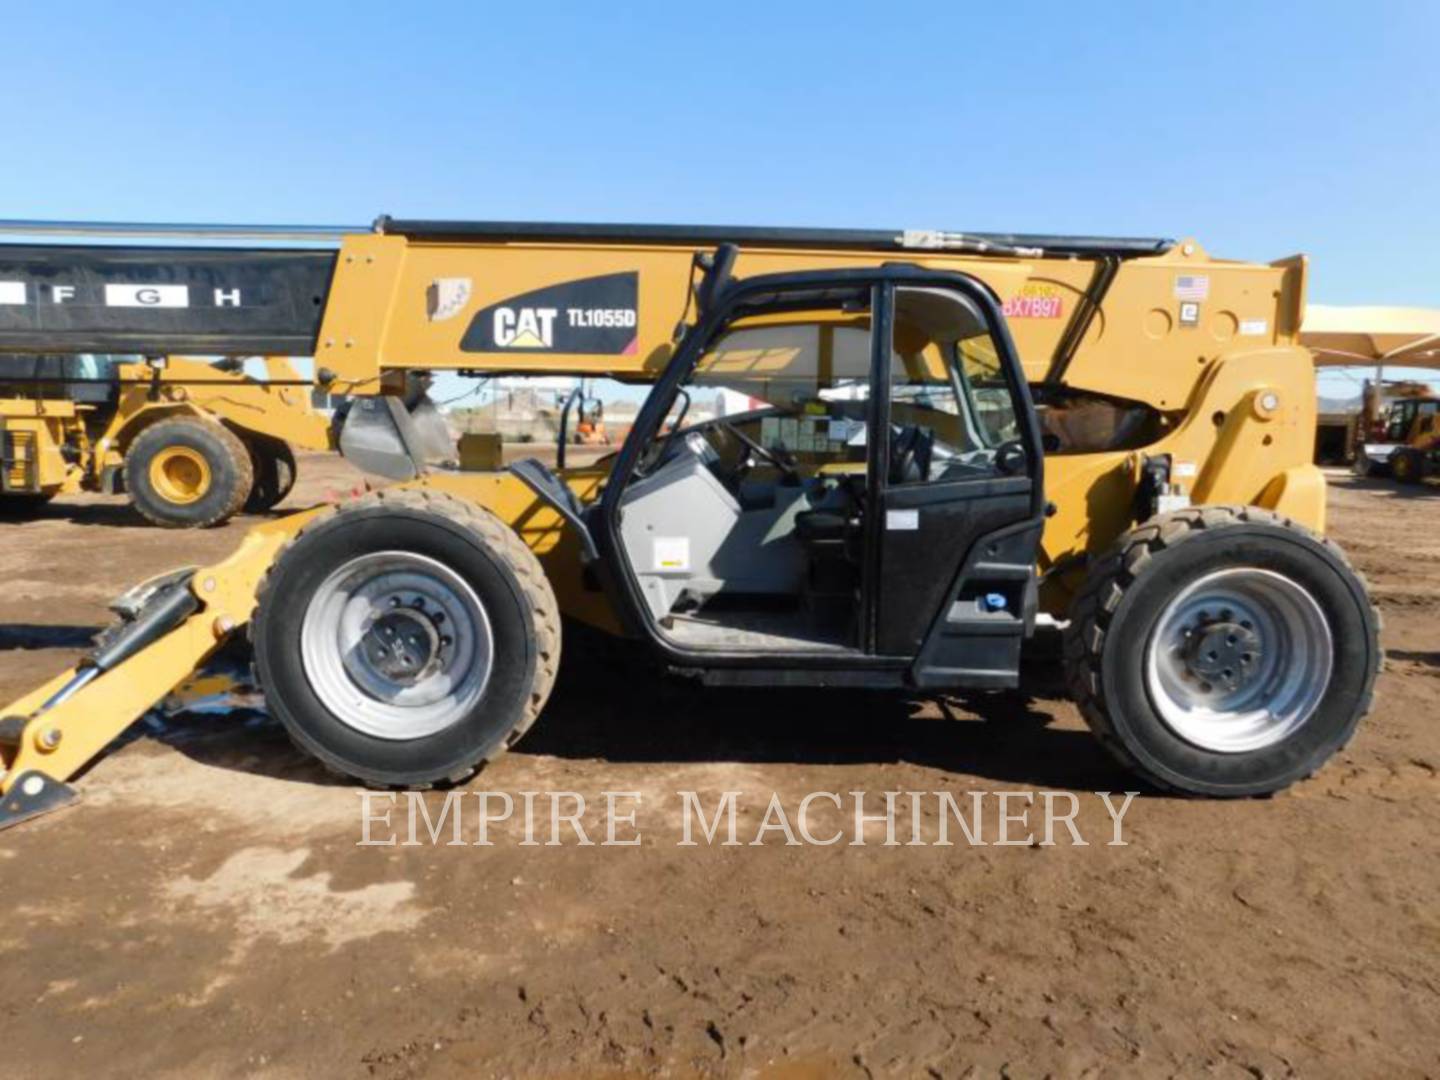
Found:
0,218 -> 1381,826
1347,379 -> 1440,482
0,353 -> 329,525
1303,304 -> 1440,476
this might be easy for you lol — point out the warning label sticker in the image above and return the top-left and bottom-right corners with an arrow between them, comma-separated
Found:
653,537 -> 690,572
426,277 -> 472,322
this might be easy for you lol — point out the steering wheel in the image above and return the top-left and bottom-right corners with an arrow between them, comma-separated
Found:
718,420 -> 801,485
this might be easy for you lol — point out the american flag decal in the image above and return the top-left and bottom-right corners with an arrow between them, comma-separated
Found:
1174,274 -> 1210,302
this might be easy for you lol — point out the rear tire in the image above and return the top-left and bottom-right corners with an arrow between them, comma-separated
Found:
244,436 -> 298,512
252,488 -> 560,787
124,416 -> 253,528
1390,448 -> 1425,484
1063,506 -> 1380,796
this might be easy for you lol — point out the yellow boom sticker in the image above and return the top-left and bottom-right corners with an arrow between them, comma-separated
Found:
1002,283 -> 1064,319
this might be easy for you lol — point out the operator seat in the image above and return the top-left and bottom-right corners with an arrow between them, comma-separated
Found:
792,479 -> 863,615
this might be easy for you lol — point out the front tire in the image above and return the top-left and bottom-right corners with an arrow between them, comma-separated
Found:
124,416 -> 253,527
1063,506 -> 1380,796
252,489 -> 560,787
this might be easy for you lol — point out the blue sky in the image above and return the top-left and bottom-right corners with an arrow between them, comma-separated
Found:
4,2 -> 1437,396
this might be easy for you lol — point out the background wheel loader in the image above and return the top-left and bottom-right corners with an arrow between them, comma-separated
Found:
1387,410 -> 1440,484
1348,381 -> 1440,483
0,351 -> 329,526
0,218 -> 1381,827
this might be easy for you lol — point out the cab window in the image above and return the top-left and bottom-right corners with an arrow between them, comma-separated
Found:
887,286 -> 1023,484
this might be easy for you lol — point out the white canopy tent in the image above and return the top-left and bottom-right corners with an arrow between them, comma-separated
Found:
1302,305 -> 1440,370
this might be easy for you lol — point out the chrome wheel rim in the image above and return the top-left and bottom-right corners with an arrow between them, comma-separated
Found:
1144,568 -> 1332,753
300,551 -> 493,740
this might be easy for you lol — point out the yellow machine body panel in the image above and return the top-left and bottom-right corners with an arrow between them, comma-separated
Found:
0,400 -> 87,495
419,468 -> 620,633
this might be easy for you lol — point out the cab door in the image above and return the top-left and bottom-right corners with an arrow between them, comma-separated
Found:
866,280 -> 1046,688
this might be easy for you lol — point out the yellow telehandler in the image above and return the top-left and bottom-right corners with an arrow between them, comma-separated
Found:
0,218 -> 1380,827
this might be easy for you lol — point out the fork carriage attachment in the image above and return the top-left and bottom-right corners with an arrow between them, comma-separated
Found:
0,519 -> 311,828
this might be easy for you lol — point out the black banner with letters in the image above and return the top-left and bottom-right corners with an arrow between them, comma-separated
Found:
0,245 -> 336,355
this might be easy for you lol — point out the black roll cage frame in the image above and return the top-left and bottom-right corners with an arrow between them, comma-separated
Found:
588,259 -> 1046,672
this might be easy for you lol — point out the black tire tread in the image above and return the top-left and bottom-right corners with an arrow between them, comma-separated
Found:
1061,504 -> 1382,795
1391,448 -> 1424,484
253,486 -> 561,788
243,436 -> 298,513
125,415 -> 254,528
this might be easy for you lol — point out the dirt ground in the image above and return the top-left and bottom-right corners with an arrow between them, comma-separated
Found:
0,454 -> 1435,1079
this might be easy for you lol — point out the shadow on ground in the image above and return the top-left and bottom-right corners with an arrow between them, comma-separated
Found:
0,624 -> 104,650
132,627 -> 1134,795
1386,648 -> 1440,667
1326,472 -> 1439,499
6,501 -> 155,528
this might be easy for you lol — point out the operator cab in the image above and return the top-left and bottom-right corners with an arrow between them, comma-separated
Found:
12,353 -> 122,406
1381,396 -> 1440,444
592,258 -> 1046,687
